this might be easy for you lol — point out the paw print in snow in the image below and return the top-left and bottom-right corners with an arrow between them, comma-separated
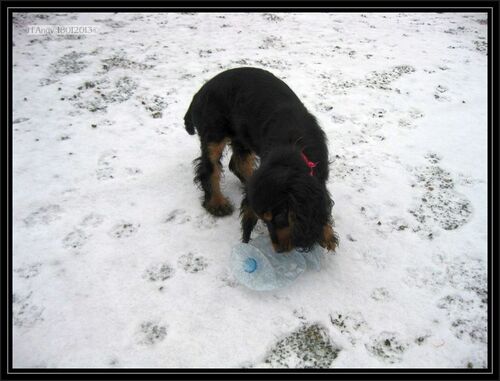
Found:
109,222 -> 140,239
79,213 -> 104,228
365,332 -> 409,364
62,229 -> 89,250
178,253 -> 208,273
372,109 -> 386,118
96,150 -> 118,180
164,209 -> 191,224
13,292 -> 45,328
14,263 -> 42,279
143,263 -> 175,282
23,204 -> 63,227
424,152 -> 441,164
137,320 -> 167,345
125,167 -> 143,177
434,85 -> 450,101
370,287 -> 391,301
139,94 -> 167,119
408,107 -> 424,119
398,119 -> 415,129
330,311 -> 369,345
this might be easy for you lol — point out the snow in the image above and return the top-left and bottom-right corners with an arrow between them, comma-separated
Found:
12,12 -> 488,369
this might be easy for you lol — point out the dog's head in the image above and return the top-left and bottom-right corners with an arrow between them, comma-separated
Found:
247,147 -> 332,252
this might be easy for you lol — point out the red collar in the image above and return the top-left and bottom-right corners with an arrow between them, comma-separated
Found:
301,151 -> 318,176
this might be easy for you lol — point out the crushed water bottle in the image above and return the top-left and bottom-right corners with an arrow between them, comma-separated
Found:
230,235 -> 323,291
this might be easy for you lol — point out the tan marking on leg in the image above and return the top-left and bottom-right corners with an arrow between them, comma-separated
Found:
320,224 -> 338,252
230,151 -> 256,182
238,153 -> 256,181
206,139 -> 232,215
243,203 -> 258,220
262,211 -> 273,222
207,138 -> 229,163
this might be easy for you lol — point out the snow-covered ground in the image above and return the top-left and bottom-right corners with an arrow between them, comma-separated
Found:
12,12 -> 488,368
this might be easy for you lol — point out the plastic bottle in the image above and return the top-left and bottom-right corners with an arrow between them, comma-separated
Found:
230,235 -> 323,291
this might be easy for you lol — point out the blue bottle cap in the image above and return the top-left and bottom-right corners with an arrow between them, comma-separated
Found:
243,257 -> 258,273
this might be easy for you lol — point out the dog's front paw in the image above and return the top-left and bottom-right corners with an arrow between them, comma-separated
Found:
320,224 -> 338,252
204,197 -> 234,217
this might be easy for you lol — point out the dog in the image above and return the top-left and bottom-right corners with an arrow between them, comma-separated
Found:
184,67 -> 338,253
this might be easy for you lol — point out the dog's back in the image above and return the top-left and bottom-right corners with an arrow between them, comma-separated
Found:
184,68 -> 301,123
183,67 -> 312,151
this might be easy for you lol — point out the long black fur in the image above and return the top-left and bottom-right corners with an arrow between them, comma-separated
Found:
184,67 -> 337,252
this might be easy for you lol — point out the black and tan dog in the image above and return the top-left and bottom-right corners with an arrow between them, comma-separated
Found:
184,67 -> 338,253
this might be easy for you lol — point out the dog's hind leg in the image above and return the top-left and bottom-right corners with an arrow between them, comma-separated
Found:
194,138 -> 234,217
229,140 -> 256,184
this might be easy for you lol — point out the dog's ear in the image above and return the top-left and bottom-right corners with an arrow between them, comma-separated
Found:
287,174 -> 330,251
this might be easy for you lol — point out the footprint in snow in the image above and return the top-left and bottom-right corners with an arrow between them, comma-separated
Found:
13,291 -> 45,328
178,252 -> 208,273
365,331 -> 409,364
62,229 -> 90,251
372,108 -> 386,118
164,209 -> 191,224
79,213 -> 104,228
14,263 -> 42,279
23,204 -> 63,227
13,117 -> 30,124
142,263 -> 175,282
408,107 -> 424,120
96,150 -> 118,180
370,287 -> 391,301
434,85 -> 450,101
330,311 -> 369,345
108,222 -> 140,239
136,320 -> 168,345
125,167 -> 143,177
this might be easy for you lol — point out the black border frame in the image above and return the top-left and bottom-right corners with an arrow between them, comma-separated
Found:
1,1 -> 498,379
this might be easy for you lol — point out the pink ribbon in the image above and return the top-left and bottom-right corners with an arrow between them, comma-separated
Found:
301,151 -> 318,176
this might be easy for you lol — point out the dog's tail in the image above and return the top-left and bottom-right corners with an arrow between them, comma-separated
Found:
184,101 -> 196,135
